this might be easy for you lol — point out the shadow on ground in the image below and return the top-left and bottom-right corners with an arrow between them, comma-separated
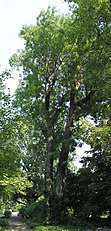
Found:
9,213 -> 32,231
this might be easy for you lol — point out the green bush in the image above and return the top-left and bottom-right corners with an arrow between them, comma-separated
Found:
0,218 -> 9,227
4,210 -> 12,218
19,199 -> 47,224
18,206 -> 26,218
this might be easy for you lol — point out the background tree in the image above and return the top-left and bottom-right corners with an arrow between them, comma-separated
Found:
80,119 -> 111,219
0,70 -> 31,208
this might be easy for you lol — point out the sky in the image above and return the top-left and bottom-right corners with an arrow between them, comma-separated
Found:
0,0 -> 90,167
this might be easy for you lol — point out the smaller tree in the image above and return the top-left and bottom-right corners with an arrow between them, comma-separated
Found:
77,118 -> 111,220
0,70 -> 32,206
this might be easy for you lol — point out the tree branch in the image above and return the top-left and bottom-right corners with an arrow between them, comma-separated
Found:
96,27 -> 111,48
45,62 -> 57,111
52,95 -> 65,124
108,0 -> 111,11
76,90 -> 95,108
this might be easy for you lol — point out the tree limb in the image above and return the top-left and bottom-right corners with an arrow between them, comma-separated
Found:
96,27 -> 111,48
76,90 -> 95,108
52,95 -> 65,124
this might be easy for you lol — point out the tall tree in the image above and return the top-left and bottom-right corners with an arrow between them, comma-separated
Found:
10,4 -> 111,222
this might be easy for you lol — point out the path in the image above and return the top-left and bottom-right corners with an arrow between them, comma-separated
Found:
9,212 -> 33,231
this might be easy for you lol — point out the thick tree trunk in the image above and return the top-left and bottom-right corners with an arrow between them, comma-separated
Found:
56,89 -> 75,223
56,131 -> 70,198
45,125 -> 54,223
55,126 -> 72,223
44,60 -> 65,223
108,207 -> 111,227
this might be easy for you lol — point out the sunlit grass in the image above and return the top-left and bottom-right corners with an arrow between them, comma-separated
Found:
34,226 -> 81,231
0,228 -> 9,231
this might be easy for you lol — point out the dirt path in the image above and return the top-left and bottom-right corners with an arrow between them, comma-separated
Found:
9,215 -> 33,231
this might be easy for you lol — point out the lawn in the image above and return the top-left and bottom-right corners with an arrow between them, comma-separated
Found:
34,225 -> 111,231
0,228 -> 9,231
34,225 -> 82,231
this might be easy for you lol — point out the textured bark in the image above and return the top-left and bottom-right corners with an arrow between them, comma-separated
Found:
45,129 -> 54,222
56,89 -> 75,198
56,90 -> 95,193
44,61 -> 56,222
108,207 -> 111,227
55,89 -> 75,223
56,129 -> 70,198
46,136 -> 53,189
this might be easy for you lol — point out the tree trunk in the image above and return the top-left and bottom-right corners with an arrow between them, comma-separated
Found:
108,207 -> 111,227
45,125 -> 54,223
56,89 -> 75,223
56,131 -> 70,198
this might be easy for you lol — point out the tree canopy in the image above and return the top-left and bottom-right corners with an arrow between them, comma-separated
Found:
0,0 -> 111,226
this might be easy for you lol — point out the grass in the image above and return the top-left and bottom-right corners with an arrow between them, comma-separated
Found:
0,228 -> 9,231
34,226 -> 111,231
34,225 -> 82,231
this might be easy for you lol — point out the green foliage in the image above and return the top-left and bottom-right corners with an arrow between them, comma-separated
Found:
76,118 -> 111,218
0,70 -> 32,205
0,229 -> 9,231
0,218 -> 9,228
19,199 -> 47,224
0,175 -> 32,196
4,210 -> 11,219
64,149 -> 111,222
5,0 -> 111,225
34,225 -> 82,231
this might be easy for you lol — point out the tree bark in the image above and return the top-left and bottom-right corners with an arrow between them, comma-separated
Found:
45,123 -> 54,223
56,89 -> 75,223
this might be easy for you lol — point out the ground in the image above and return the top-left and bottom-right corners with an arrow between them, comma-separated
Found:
8,213 -> 111,231
9,213 -> 32,231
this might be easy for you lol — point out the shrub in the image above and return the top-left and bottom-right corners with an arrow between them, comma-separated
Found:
19,199 -> 47,224
18,206 -> 26,218
0,218 -> 9,227
4,210 -> 12,218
